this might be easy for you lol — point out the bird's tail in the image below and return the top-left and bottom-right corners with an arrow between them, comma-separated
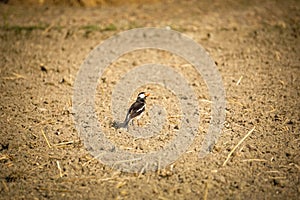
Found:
112,115 -> 131,129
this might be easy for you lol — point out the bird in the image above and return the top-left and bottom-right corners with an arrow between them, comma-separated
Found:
113,92 -> 150,129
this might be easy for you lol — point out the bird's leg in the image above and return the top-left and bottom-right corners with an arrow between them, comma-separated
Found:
137,119 -> 140,127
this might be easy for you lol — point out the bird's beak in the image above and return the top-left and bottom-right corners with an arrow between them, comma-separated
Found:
145,93 -> 150,97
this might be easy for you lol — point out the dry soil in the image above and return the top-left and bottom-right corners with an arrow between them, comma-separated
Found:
0,0 -> 299,199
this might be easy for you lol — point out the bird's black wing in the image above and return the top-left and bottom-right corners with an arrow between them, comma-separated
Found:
127,101 -> 145,119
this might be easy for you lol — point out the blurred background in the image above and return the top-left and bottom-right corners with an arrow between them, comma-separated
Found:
2,0 -> 161,6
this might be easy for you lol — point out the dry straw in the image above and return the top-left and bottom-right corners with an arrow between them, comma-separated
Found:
223,126 -> 255,166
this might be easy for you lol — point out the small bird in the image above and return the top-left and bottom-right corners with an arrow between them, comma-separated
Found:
113,92 -> 150,129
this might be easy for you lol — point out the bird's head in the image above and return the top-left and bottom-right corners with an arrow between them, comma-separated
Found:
137,92 -> 150,100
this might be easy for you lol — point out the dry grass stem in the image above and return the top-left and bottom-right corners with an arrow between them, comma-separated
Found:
82,153 -> 104,167
42,23 -> 54,34
199,99 -> 213,104
2,180 -> 9,192
157,157 -> 161,174
289,163 -> 300,170
41,129 -> 52,148
266,106 -> 276,113
99,177 -> 118,182
228,99 -> 244,107
138,163 -> 148,178
54,140 -> 79,147
2,72 -> 26,80
236,75 -> 243,85
56,161 -> 63,178
203,181 -> 209,200
167,115 -> 182,119
242,159 -> 267,162
223,126 -> 255,166
203,176 -> 211,200
266,170 -> 281,173
30,162 -> 49,172
0,154 -> 10,161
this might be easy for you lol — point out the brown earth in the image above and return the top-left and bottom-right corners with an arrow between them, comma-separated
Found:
0,0 -> 299,199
